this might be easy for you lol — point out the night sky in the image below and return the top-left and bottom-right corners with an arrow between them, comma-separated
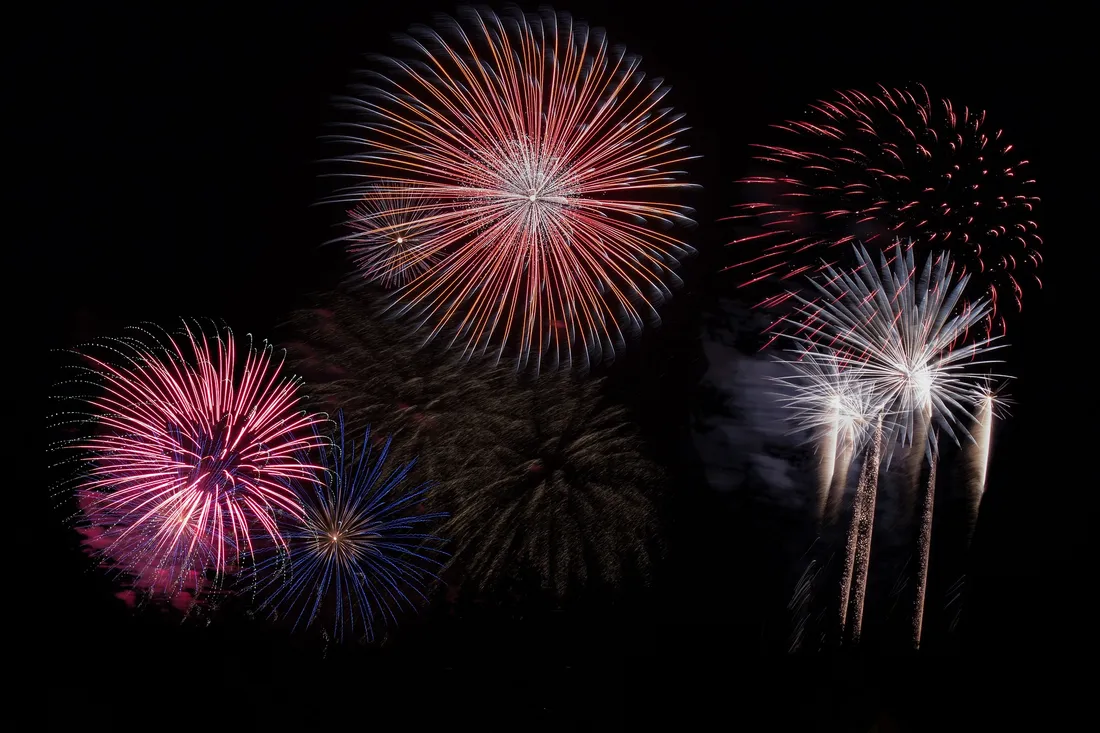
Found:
33,2 -> 1082,727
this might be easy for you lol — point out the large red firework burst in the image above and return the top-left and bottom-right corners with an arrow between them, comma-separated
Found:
728,84 -> 1041,342
332,6 -> 697,371
70,321 -> 327,599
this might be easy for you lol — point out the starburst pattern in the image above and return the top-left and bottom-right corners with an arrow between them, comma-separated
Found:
428,377 -> 661,595
729,84 -> 1041,340
787,241 -> 1006,452
255,416 -> 448,643
772,347 -> 884,452
282,289 -> 523,451
344,186 -> 444,289
57,321 -> 327,599
330,6 -> 698,370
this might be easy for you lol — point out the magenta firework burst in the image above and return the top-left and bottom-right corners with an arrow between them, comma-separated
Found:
68,321 -> 327,598
729,84 -> 1041,339
331,6 -> 698,370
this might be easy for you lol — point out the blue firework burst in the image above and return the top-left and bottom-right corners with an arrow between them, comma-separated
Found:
258,414 -> 448,643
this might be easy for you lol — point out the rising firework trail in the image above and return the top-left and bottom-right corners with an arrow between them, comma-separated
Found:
913,449 -> 938,648
53,321 -> 327,600
964,391 -> 998,544
329,6 -> 698,371
848,414 -> 882,643
728,84 -> 1042,344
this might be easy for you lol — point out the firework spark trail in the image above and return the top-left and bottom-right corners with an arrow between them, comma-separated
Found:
815,415 -> 839,524
849,414 -> 883,643
331,6 -> 698,371
964,393 -> 995,544
837,470 -> 862,636
824,428 -> 854,526
60,321 -> 327,597
788,557 -> 819,653
900,406 -> 931,528
913,452 -> 939,648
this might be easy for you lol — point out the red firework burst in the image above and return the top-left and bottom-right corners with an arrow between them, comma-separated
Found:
71,321 -> 327,598
331,6 -> 698,370
727,84 -> 1041,341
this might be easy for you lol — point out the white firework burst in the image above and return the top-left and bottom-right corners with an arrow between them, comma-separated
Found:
786,240 -> 1007,453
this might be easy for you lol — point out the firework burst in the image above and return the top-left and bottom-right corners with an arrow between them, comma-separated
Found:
282,289 -> 523,452
428,376 -> 661,595
791,240 -> 1006,455
730,84 -> 1041,340
255,415 -> 448,643
329,6 -> 698,371
344,186 -> 445,289
55,321 -> 327,600
772,347 -> 883,524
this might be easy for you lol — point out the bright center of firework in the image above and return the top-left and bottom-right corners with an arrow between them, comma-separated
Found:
396,236 -> 404,244
907,364 -> 934,407
179,417 -> 247,493
484,139 -> 576,217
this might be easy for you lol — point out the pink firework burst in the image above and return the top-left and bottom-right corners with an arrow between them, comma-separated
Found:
728,84 -> 1041,343
70,321 -> 327,600
331,6 -> 698,370
344,186 -> 445,289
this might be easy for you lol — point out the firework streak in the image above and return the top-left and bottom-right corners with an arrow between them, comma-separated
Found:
848,414 -> 882,643
913,455 -> 938,648
964,394 -> 995,544
332,7 -> 697,370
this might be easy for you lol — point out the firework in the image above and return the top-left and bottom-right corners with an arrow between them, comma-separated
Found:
791,241 -> 1004,454
255,415 -> 448,643
344,186 -> 445,289
778,242 -> 1007,644
963,390 -> 1004,543
848,414 -> 883,643
912,448 -> 937,648
428,377 -> 661,595
283,289 -> 522,452
60,321 -> 326,600
771,347 -> 882,525
330,6 -> 698,370
76,489 -> 216,611
729,84 -> 1041,341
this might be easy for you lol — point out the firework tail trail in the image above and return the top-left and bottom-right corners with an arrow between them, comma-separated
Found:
837,484 -> 860,637
913,447 -> 938,648
901,408 -> 930,529
825,428 -> 855,526
822,429 -> 853,526
849,414 -> 883,643
837,416 -> 880,638
964,395 -> 994,545
815,416 -> 840,525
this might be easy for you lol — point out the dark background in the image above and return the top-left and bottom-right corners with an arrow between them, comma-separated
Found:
31,2 -> 1082,727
